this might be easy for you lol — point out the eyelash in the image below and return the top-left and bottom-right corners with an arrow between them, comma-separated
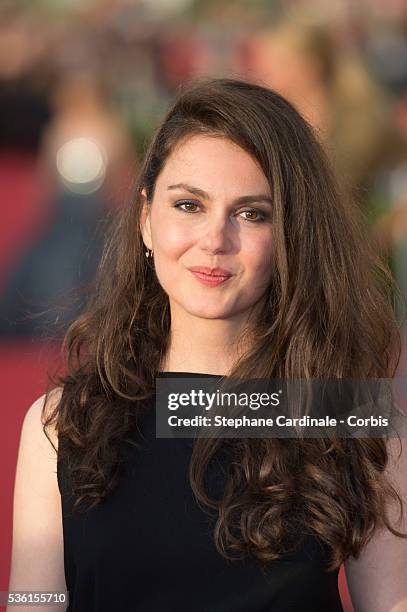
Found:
173,200 -> 267,223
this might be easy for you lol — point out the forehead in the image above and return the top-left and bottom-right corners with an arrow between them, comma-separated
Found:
156,134 -> 270,194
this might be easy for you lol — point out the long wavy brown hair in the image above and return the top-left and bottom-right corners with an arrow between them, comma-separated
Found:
43,77 -> 407,572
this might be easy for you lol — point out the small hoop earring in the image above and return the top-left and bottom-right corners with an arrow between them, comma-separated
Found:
145,248 -> 153,258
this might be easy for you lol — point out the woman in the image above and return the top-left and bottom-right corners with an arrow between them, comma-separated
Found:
8,78 -> 407,611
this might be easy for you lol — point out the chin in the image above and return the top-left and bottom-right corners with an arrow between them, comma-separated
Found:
182,303 -> 234,319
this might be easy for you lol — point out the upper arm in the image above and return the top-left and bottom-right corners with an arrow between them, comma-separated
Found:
344,436 -> 407,612
7,388 -> 68,612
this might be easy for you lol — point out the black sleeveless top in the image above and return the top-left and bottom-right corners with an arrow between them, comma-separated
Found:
57,372 -> 344,612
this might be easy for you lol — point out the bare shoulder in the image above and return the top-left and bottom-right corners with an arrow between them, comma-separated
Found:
14,385 -> 65,504
22,386 -> 64,451
8,386 -> 67,606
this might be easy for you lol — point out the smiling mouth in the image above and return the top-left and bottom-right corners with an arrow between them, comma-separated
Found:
189,270 -> 232,286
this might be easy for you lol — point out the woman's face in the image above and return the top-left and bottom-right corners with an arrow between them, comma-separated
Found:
140,134 -> 274,321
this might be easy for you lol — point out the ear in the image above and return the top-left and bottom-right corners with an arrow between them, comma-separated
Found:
139,188 -> 152,250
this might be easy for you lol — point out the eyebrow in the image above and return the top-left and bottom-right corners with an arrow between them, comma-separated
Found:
167,183 -> 273,206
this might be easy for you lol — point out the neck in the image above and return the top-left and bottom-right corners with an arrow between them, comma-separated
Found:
160,302 -> 256,376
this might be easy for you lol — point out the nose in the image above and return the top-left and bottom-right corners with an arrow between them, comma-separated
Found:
197,211 -> 235,255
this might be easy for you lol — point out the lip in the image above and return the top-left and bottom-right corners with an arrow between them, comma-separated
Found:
187,266 -> 233,287
187,266 -> 233,277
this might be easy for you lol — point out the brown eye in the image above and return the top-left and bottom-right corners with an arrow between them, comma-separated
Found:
174,200 -> 200,213
239,209 -> 266,223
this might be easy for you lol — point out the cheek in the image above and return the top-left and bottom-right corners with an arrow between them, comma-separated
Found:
152,219 -> 190,288
245,233 -> 274,276
155,221 -> 191,255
